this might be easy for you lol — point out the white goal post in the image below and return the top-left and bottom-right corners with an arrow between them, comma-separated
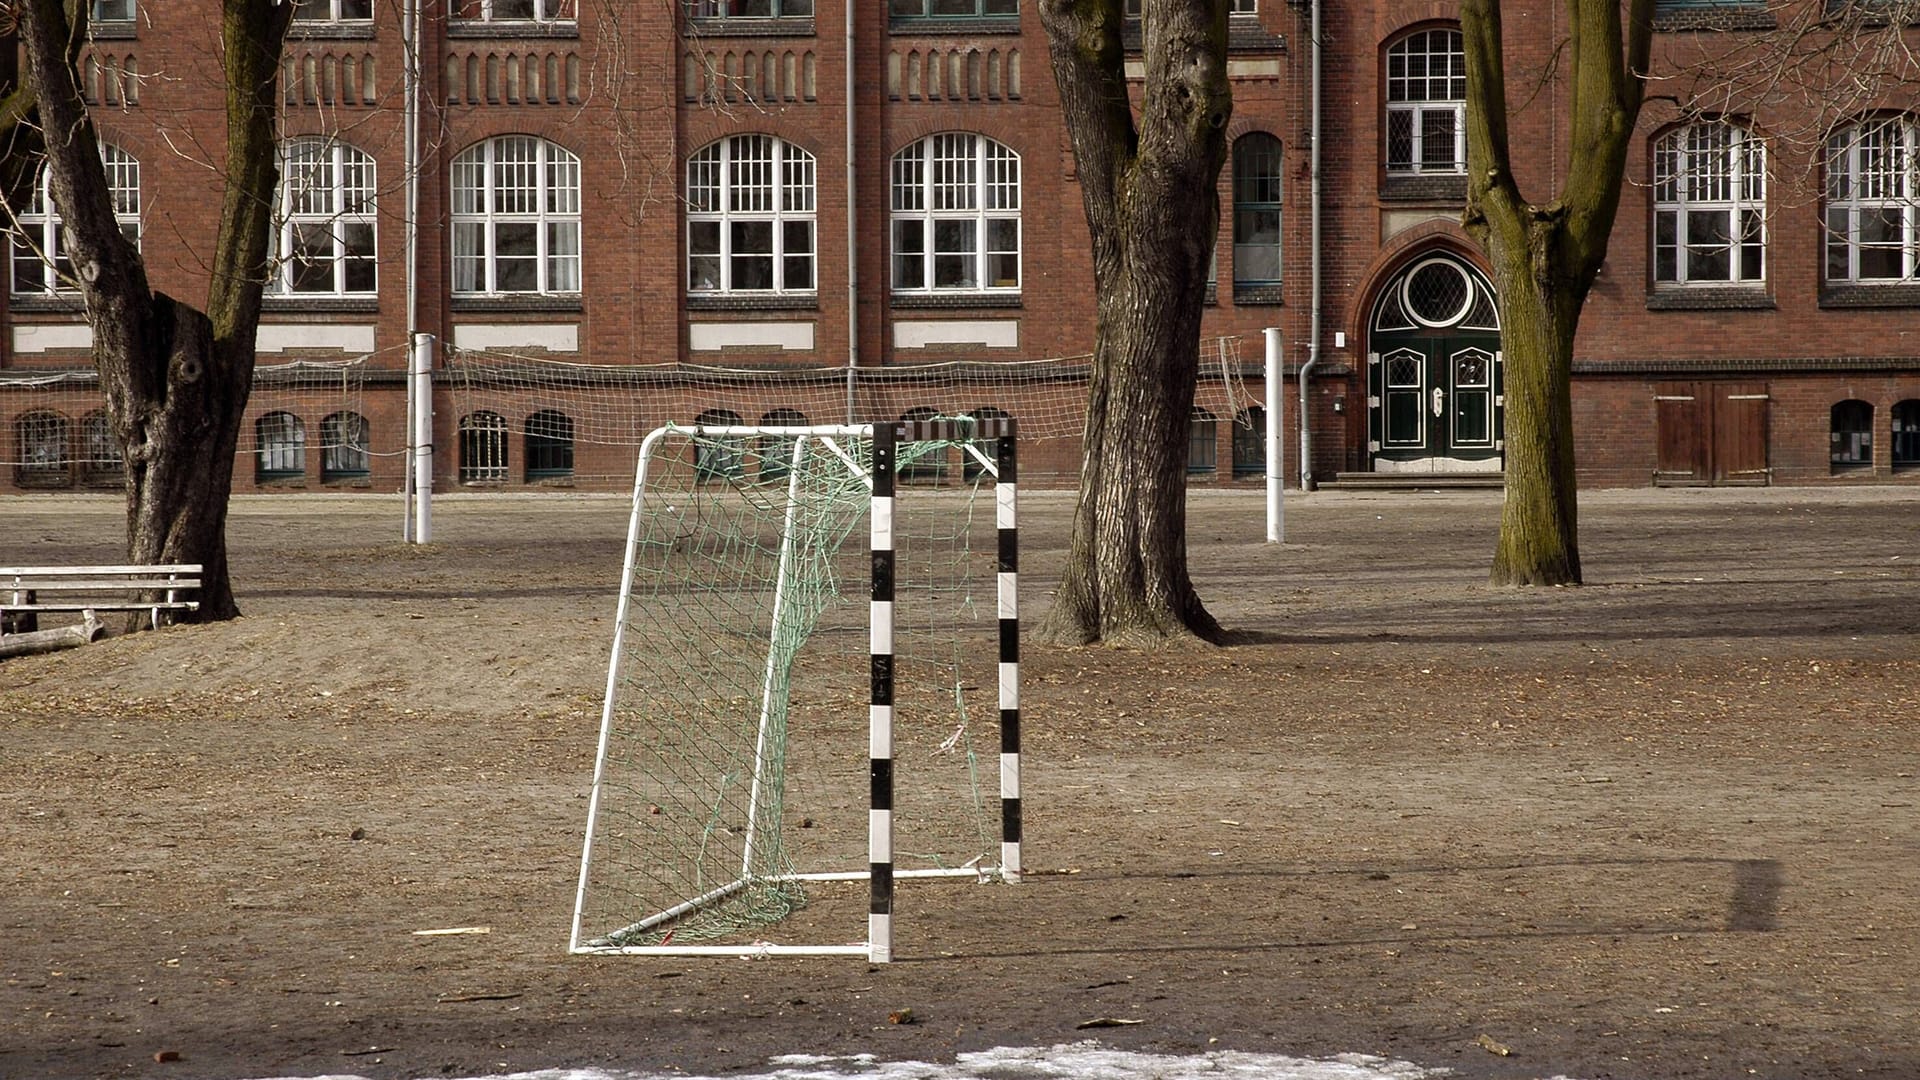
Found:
570,418 -> 1022,962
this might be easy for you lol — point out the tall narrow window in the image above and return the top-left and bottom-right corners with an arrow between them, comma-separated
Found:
1893,400 -> 1920,470
1825,117 -> 1917,285
320,411 -> 371,479
15,411 -> 71,487
899,406 -> 948,480
757,407 -> 808,482
80,410 -> 123,485
1232,133 -> 1283,289
8,146 -> 140,296
1188,408 -> 1219,475
256,412 -> 307,481
452,136 -> 582,296
459,411 -> 509,482
694,408 -> 745,479
1831,399 -> 1873,471
891,133 -> 1021,295
1385,29 -> 1466,175
1232,406 -> 1266,477
525,409 -> 575,479
277,138 -> 377,296
1654,122 -> 1767,286
687,135 -> 817,295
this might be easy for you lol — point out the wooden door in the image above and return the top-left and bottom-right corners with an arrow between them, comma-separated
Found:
1712,383 -> 1771,485
1654,382 -> 1709,484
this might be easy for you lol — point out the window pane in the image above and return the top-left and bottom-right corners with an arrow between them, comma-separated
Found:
453,222 -> 487,291
1421,109 -> 1458,170
547,222 -> 580,291
289,223 -> 335,292
890,0 -> 923,16
731,221 -> 774,288
783,220 -> 815,290
892,219 -> 924,288
1386,110 -> 1413,171
1826,208 -> 1851,282
343,223 -> 376,292
495,0 -> 536,17
1685,210 -> 1731,281
984,0 -> 1018,13
494,223 -> 538,291
931,0 -> 973,14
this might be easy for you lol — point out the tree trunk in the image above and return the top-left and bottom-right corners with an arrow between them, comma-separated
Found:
1484,255 -> 1581,584
1038,0 -> 1230,646
1461,0 -> 1652,587
17,0 -> 292,626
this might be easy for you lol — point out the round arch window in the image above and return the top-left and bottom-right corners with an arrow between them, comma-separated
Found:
1402,258 -> 1475,328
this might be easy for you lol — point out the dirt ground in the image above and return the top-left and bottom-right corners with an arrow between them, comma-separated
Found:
2,485 -> 1917,1080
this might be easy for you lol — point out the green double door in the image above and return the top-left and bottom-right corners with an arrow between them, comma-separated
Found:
1368,333 -> 1503,471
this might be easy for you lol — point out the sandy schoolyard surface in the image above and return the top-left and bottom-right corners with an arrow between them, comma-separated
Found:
2,485 -> 1916,1080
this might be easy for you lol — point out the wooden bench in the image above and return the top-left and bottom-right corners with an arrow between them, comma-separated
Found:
2,564 -> 203,637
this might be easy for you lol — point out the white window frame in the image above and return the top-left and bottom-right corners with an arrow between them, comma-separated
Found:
890,133 -> 1021,296
1385,29 -> 1466,176
292,0 -> 373,20
454,0 -> 577,21
1826,117 -> 1918,285
451,135 -> 582,296
1654,122 -> 1767,287
8,146 -> 140,296
686,135 -> 817,296
275,138 -> 377,296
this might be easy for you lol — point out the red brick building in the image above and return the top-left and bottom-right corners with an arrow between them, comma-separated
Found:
3,0 -> 1916,492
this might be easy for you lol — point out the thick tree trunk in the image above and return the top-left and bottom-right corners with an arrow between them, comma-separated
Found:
1038,0 -> 1230,646
1484,262 -> 1581,584
17,0 -> 291,626
1461,0 -> 1651,587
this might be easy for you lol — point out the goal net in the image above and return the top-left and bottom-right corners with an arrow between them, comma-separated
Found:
570,418 -> 1020,961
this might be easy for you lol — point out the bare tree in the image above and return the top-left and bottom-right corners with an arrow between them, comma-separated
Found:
1461,0 -> 1654,586
1035,0 -> 1231,645
6,0 -> 295,623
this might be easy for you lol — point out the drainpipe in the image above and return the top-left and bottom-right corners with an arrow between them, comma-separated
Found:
844,0 -> 859,422
1297,0 -> 1322,491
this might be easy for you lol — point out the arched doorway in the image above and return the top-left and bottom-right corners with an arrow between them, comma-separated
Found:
1366,252 -> 1503,474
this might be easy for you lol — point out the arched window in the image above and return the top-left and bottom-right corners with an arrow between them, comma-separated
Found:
320,411 -> 371,479
256,412 -> 307,481
687,135 -> 816,295
1894,400 -> 1920,470
459,410 -> 509,483
896,405 -> 949,480
694,407 -> 745,480
1825,117 -> 1918,284
15,411 -> 71,487
1654,122 -> 1766,286
277,138 -> 377,296
79,410 -> 123,485
963,405 -> 1010,480
1831,399 -> 1873,471
757,407 -> 808,482
451,136 -> 581,295
525,409 -> 575,479
1385,29 -> 1466,176
8,145 -> 140,296
1232,406 -> 1266,477
1188,407 -> 1218,475
890,134 -> 1020,295
1232,134 -> 1283,289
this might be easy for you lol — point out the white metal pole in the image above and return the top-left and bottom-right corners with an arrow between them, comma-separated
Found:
411,332 -> 434,544
1264,327 -> 1284,543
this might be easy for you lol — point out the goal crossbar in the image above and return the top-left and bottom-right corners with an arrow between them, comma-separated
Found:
570,418 -> 1022,962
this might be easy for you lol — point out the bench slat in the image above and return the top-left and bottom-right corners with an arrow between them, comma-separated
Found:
3,602 -> 201,613
6,578 -> 203,592
1,564 -> 203,577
